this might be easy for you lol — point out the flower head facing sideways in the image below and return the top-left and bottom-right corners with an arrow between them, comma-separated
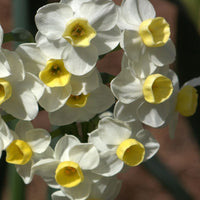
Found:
118,0 -> 176,66
88,117 -> 160,176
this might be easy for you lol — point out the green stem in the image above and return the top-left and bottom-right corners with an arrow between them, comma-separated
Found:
8,164 -> 25,200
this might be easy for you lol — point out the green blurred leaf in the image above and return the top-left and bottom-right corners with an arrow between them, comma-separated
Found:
179,0 -> 200,33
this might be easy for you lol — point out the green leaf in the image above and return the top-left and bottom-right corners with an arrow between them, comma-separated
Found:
3,28 -> 34,43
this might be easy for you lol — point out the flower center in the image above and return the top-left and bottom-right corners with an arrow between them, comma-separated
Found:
39,59 -> 71,87
0,78 -> 12,105
139,17 -> 170,47
176,85 -> 198,116
6,139 -> 33,165
62,18 -> 96,47
66,94 -> 89,108
143,74 -> 173,104
55,161 -> 84,188
116,138 -> 145,166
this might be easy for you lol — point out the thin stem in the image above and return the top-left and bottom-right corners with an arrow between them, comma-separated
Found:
8,164 -> 25,200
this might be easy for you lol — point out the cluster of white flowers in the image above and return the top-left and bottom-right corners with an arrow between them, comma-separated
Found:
0,0 -> 199,199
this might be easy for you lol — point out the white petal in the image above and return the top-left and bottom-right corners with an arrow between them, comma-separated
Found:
1,84 -> 39,120
123,30 -> 143,62
25,129 -> 51,153
86,84 -> 115,114
92,176 -> 122,200
149,39 -> 176,66
15,120 -> 33,139
52,191 -> 69,200
120,0 -> 142,25
136,0 -> 156,21
184,76 -> 200,87
130,53 -> 157,78
61,0 -> 92,12
88,129 -> 109,152
49,106 -> 79,126
69,143 -> 99,170
70,69 -> 101,95
0,116 -> 13,149
92,150 -> 124,176
35,3 -> 73,40
16,160 -> 33,184
92,26 -> 121,55
62,45 -> 98,76
32,158 -> 60,188
23,72 -> 44,101
114,100 -> 142,122
80,0 -> 118,31
35,32 -> 67,59
16,43 -> 46,75
96,117 -> 132,145
111,67 -> 143,104
135,129 -> 160,161
39,85 -> 71,112
3,49 -> 25,81
137,101 -> 170,127
0,51 -> 11,77
55,134 -> 80,161
61,177 -> 91,200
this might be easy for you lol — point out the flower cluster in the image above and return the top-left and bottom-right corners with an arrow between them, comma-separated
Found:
0,0 -> 199,199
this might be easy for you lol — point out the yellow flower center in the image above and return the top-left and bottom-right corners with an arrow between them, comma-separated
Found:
139,17 -> 170,47
6,139 -> 33,165
0,78 -> 12,105
176,85 -> 198,116
39,59 -> 71,87
143,74 -> 173,104
66,94 -> 89,108
62,18 -> 96,47
116,139 -> 145,166
55,161 -> 84,188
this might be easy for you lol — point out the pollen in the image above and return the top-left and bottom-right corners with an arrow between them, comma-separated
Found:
63,18 -> 96,47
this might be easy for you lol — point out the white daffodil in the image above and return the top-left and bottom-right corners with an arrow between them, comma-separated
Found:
0,116 -> 13,158
32,134 -> 101,200
0,49 -> 44,120
35,0 -> 120,76
88,117 -> 159,176
49,84 -> 115,125
16,43 -> 101,112
52,175 -> 122,200
118,0 -> 176,66
0,25 -> 11,78
111,56 -> 177,128
165,76 -> 200,138
5,120 -> 51,184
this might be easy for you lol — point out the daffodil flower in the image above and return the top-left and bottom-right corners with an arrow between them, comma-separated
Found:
0,116 -> 13,158
35,0 -> 120,76
32,134 -> 101,200
49,84 -> 115,125
166,76 -> 200,138
0,49 -> 44,120
17,43 -> 101,112
52,176 -> 121,200
5,120 -> 52,184
118,0 -> 176,66
0,25 -> 11,78
111,56 -> 177,127
88,117 -> 159,176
